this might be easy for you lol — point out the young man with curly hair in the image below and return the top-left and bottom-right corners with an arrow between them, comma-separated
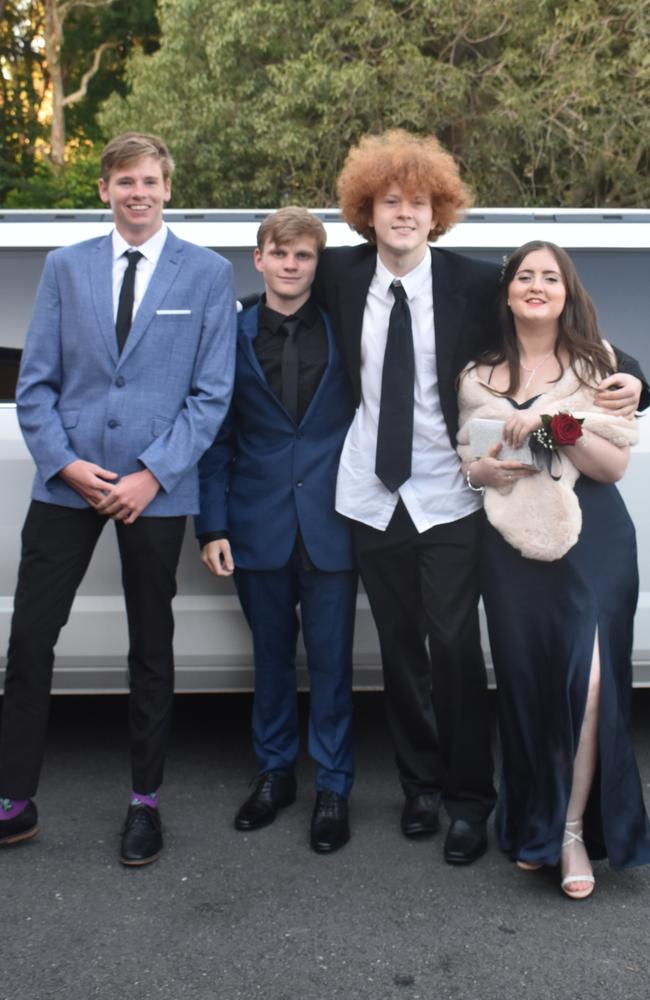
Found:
314,129 -> 645,865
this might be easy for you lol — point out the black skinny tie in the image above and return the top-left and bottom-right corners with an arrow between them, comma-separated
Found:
280,316 -> 301,422
115,250 -> 143,354
375,280 -> 415,492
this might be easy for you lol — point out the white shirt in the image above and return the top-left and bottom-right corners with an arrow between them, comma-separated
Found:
335,250 -> 481,532
111,224 -> 168,322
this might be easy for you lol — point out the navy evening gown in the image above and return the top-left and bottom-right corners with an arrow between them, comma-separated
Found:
482,467 -> 650,869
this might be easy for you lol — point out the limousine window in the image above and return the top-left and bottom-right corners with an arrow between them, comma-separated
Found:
0,347 -> 21,402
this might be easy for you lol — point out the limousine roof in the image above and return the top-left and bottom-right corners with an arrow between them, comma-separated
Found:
1,208 -> 650,250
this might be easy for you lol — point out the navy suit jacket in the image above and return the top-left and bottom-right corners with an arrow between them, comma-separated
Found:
196,303 -> 355,571
17,229 -> 236,516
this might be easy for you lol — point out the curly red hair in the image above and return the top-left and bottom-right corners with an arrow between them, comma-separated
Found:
337,129 -> 472,242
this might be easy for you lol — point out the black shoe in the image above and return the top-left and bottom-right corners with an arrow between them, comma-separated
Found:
120,804 -> 163,866
310,790 -> 350,854
234,771 -> 297,831
401,793 -> 440,838
0,800 -> 39,847
444,819 -> 487,865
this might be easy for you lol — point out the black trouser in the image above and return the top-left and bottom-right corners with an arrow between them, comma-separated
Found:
0,501 -> 186,798
354,503 -> 495,822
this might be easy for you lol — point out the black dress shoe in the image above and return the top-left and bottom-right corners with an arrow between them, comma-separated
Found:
234,771 -> 297,831
310,790 -> 350,854
401,794 -> 440,838
0,800 -> 39,847
120,804 -> 163,866
444,818 -> 487,865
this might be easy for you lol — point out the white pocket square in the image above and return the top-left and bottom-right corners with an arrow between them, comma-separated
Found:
156,308 -> 192,315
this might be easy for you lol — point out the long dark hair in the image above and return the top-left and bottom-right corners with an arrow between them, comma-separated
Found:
482,241 -> 614,395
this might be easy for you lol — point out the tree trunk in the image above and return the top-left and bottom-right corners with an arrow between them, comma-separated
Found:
44,0 -> 66,166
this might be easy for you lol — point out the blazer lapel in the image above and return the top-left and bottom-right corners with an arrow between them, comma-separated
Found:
238,305 -> 294,418
117,231 -> 184,366
431,247 -> 466,388
299,306 -> 335,425
90,236 -> 119,365
339,250 -> 375,401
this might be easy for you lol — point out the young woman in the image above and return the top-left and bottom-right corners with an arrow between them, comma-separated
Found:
457,241 -> 650,898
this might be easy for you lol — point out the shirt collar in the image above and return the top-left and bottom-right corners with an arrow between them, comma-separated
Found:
259,294 -> 319,333
375,248 -> 431,300
112,223 -> 168,266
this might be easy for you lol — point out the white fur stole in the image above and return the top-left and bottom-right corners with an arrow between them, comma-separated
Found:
457,360 -> 638,561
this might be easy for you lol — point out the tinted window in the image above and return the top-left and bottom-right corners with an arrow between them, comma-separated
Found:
0,347 -> 21,402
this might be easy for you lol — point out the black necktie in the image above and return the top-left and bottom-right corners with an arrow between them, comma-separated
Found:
115,250 -> 143,354
375,280 -> 415,492
280,316 -> 301,422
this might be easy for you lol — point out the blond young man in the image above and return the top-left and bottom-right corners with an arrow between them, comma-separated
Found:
0,132 -> 236,865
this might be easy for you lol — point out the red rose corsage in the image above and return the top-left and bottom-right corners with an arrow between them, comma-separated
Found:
530,412 -> 584,479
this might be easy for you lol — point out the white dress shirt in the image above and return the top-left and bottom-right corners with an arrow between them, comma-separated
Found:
335,250 -> 481,532
111,224 -> 168,323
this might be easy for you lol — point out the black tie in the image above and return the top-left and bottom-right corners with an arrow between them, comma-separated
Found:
375,280 -> 415,492
280,316 -> 301,422
115,250 -> 143,354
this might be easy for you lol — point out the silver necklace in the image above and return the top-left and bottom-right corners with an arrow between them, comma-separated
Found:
519,350 -> 554,391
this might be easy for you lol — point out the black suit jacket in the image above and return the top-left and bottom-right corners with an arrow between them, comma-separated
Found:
314,243 -> 648,445
315,244 -> 500,447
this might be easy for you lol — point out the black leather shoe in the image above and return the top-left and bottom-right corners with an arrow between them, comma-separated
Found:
401,794 -> 440,838
120,804 -> 163,866
234,771 -> 297,831
310,790 -> 350,854
444,819 -> 487,865
0,800 -> 38,847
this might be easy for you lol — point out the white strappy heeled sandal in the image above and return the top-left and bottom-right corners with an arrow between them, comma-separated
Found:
560,819 -> 595,900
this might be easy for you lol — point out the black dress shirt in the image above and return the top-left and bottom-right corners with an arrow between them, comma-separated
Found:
255,295 -> 328,423
197,296 -> 328,553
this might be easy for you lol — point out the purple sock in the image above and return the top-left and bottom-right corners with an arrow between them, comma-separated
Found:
0,798 -> 29,820
130,790 -> 159,809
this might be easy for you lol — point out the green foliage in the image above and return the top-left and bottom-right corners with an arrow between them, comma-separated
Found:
0,0 -> 159,206
100,0 -> 650,208
4,0 -> 649,207
61,0 -> 160,141
0,1 -> 43,201
3,148 -> 103,207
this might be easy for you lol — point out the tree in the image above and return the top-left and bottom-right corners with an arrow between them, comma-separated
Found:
100,0 -> 650,208
0,0 -> 159,204
0,1 -> 44,200
44,0 -> 118,166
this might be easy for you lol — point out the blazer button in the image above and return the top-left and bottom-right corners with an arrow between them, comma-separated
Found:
115,376 -> 125,387
107,418 -> 119,429
296,480 -> 304,487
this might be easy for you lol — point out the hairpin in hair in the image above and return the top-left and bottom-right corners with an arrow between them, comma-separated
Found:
499,253 -> 510,282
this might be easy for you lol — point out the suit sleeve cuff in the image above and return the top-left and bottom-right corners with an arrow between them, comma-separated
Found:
198,530 -> 229,550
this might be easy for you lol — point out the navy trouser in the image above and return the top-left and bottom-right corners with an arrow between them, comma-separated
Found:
234,550 -> 356,798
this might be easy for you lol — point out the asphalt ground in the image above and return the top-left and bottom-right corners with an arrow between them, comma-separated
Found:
1,690 -> 649,1000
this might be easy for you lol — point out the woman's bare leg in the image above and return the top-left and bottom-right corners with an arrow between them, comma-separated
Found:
561,631 -> 600,896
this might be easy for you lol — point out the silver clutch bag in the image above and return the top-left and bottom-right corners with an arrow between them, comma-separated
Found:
468,418 -> 536,466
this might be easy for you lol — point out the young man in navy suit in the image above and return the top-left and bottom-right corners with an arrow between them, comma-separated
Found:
0,132 -> 236,864
314,129 -> 646,866
197,208 -> 356,853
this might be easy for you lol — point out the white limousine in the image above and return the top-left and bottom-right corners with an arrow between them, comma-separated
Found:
1,208 -> 648,692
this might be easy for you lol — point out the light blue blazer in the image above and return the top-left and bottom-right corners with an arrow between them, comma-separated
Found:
16,229 -> 236,516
